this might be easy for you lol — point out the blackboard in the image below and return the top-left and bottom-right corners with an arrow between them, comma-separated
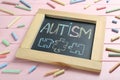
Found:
31,16 -> 96,59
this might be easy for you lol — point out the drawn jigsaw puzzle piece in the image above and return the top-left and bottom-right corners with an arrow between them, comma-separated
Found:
68,43 -> 85,55
37,38 -> 54,48
70,0 -> 86,4
52,38 -> 68,53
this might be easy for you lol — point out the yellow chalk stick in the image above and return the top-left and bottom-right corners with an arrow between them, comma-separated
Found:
111,35 -> 120,42
109,62 -> 120,73
0,7 -> 15,15
7,16 -> 21,28
0,50 -> 10,55
106,47 -> 120,53
84,4 -> 91,9
53,69 -> 65,77
94,0 -> 102,3
51,0 -> 65,6
44,69 -> 60,76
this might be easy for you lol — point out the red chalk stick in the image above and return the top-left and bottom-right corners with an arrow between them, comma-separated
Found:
0,54 -> 7,58
96,7 -> 106,10
47,2 -> 55,9
2,1 -> 19,6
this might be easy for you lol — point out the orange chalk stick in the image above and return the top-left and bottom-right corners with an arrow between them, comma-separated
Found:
109,62 -> 120,73
0,54 -> 7,58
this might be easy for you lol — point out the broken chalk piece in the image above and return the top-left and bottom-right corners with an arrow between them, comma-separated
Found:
17,24 -> 25,28
28,66 -> 37,73
0,50 -> 10,55
51,0 -> 65,6
2,69 -> 21,74
0,54 -> 7,58
111,28 -> 119,33
2,39 -> 10,47
44,69 -> 60,76
70,0 -> 85,4
109,62 -> 120,73
15,5 -> 31,11
11,32 -> 19,41
20,0 -> 31,8
53,69 -> 65,77
84,4 -> 91,9
0,63 -> 8,69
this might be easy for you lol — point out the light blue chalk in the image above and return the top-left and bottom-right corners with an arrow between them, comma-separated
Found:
11,32 -> 18,41
20,0 -> 31,8
0,63 -> 8,69
111,28 -> 119,33
28,66 -> 37,73
70,0 -> 85,4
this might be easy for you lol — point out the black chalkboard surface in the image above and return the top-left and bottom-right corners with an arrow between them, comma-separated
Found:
31,16 -> 96,59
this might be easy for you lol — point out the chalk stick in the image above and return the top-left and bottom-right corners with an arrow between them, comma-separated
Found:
94,0 -> 102,3
109,53 -> 120,57
112,20 -> 117,24
17,24 -> 25,28
11,32 -> 19,41
15,4 -> 31,11
2,69 -> 21,74
47,2 -> 55,9
51,0 -> 65,6
20,0 -> 31,8
109,62 -> 120,73
106,8 -> 120,13
7,16 -> 21,28
0,7 -> 15,15
115,15 -> 120,19
106,0 -> 110,3
28,66 -> 37,73
0,63 -> 8,69
0,54 -> 7,58
111,35 -> 120,42
111,28 -> 119,33
70,0 -> 85,4
96,7 -> 106,10
0,50 -> 10,55
53,69 -> 65,77
106,47 -> 120,53
2,1 -> 19,6
2,39 -> 10,47
44,69 -> 60,76
84,4 -> 91,9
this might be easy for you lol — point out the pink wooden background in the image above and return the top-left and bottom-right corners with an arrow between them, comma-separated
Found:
0,0 -> 120,80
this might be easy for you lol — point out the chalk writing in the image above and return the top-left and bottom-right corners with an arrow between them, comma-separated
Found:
68,43 -> 85,55
37,38 -> 54,48
52,38 -> 68,53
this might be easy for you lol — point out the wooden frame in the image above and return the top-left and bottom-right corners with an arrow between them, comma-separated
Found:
16,9 -> 106,73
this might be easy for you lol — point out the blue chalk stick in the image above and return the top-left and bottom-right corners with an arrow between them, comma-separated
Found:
112,28 -> 119,33
112,20 -> 117,24
0,63 -> 8,69
70,0 -> 85,4
20,0 -> 31,8
28,66 -> 37,73
11,32 -> 18,41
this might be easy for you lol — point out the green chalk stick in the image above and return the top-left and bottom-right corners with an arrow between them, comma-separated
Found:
109,53 -> 120,57
2,69 -> 21,74
17,24 -> 25,28
106,8 -> 120,13
2,39 -> 10,47
15,5 -> 31,11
